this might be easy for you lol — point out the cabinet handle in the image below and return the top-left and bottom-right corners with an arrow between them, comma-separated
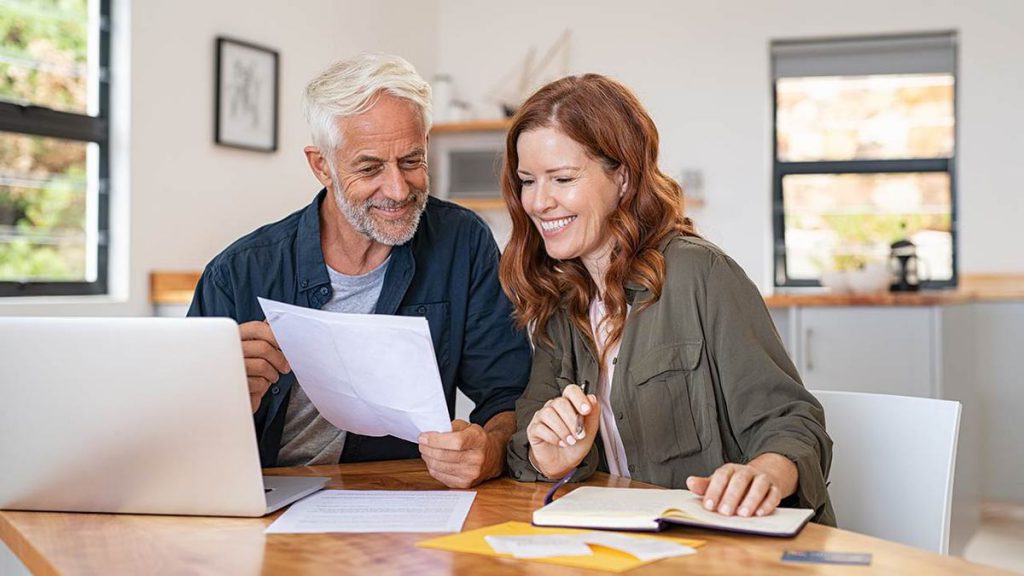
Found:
804,328 -> 814,372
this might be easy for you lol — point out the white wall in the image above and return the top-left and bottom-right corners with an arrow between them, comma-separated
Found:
4,0 -> 1021,315
0,0 -> 438,316
435,0 -> 1024,289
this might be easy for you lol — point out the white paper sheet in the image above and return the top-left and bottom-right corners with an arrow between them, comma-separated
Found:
484,532 -> 697,560
581,531 -> 696,561
265,490 -> 476,533
485,535 -> 593,558
258,298 -> 452,442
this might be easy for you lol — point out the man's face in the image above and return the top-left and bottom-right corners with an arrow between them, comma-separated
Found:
326,93 -> 429,246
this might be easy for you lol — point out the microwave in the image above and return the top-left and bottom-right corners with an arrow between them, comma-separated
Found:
429,130 -> 506,202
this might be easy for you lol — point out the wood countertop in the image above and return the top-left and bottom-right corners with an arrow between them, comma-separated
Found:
150,271 -> 1024,308
764,275 -> 1024,308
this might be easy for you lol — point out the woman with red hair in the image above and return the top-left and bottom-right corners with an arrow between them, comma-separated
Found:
501,74 -> 835,524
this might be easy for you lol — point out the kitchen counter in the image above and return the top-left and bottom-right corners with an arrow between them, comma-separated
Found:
150,272 -> 1024,308
764,274 -> 1024,308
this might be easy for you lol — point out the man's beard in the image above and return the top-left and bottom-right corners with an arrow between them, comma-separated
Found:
328,165 -> 428,246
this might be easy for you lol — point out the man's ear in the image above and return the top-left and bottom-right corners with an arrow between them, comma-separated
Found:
304,146 -> 332,187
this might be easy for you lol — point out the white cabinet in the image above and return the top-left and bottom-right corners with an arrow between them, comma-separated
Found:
973,302 -> 1024,503
768,303 -> 985,552
768,308 -> 792,352
154,303 -> 190,317
796,307 -> 934,397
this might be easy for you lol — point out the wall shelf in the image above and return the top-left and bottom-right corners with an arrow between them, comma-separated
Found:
449,197 -> 507,211
150,271 -> 201,305
431,119 -> 511,134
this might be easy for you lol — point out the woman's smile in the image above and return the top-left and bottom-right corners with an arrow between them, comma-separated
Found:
538,215 -> 577,235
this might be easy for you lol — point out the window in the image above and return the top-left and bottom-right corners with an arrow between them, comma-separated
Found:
771,32 -> 957,288
0,0 -> 110,296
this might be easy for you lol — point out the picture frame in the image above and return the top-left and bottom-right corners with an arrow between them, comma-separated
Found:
214,37 -> 279,152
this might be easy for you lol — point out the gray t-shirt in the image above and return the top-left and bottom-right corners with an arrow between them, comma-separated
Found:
277,256 -> 390,467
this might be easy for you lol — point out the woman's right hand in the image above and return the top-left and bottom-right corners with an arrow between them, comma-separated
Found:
526,384 -> 601,478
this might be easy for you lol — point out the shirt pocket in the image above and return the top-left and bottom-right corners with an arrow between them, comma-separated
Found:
628,339 -> 704,463
398,301 -> 451,371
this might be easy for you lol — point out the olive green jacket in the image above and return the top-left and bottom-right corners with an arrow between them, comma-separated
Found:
507,235 -> 836,525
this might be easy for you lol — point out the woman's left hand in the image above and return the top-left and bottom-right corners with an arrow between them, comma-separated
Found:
685,453 -> 798,517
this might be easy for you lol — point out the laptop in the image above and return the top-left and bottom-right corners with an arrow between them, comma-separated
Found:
0,317 -> 327,517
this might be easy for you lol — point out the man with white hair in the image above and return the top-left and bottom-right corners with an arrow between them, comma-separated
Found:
189,54 -> 530,488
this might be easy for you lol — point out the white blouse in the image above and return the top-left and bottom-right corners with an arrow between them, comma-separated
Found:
589,297 -> 631,478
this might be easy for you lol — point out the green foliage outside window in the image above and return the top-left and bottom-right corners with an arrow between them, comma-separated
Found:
0,0 -> 90,282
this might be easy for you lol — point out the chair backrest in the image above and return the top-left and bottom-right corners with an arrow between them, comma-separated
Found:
811,390 -> 961,554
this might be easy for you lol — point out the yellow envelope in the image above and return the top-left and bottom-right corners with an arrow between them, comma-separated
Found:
417,521 -> 706,573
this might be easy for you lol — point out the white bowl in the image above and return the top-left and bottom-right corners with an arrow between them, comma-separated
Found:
847,264 -> 890,294
820,270 -> 851,293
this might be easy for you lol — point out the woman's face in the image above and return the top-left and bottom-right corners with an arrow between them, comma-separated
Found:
516,127 -> 623,266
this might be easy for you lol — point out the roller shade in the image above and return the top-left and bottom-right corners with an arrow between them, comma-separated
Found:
772,32 -> 956,79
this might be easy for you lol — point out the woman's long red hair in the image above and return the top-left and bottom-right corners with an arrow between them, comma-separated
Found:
499,74 -> 699,358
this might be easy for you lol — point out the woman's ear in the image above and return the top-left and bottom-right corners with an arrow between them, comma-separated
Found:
617,167 -> 629,199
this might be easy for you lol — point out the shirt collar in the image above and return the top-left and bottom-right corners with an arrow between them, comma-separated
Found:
295,188 -> 417,311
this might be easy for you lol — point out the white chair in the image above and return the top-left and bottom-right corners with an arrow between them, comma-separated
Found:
811,390 -> 962,554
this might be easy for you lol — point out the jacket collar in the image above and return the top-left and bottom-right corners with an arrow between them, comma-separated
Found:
624,233 -> 678,303
295,189 -> 331,294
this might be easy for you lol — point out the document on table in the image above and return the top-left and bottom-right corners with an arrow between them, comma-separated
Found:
484,532 -> 696,560
265,490 -> 476,534
258,298 -> 452,443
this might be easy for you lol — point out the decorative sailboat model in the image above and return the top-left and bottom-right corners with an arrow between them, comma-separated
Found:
486,30 -> 572,118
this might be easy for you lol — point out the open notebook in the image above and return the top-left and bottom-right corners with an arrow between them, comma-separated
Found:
533,487 -> 814,537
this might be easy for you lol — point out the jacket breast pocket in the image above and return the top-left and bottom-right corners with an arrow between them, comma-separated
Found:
628,339 -> 704,463
398,301 -> 451,371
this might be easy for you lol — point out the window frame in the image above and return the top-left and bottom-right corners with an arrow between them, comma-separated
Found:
770,35 -> 959,290
0,0 -> 111,297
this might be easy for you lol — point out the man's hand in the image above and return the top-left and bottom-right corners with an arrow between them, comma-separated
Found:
239,320 -> 291,412
418,412 -> 514,489
685,453 -> 798,517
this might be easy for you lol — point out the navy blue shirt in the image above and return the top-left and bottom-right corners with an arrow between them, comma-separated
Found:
188,189 -> 531,467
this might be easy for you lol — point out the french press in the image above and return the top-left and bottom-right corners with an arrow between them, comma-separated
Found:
889,238 -> 921,292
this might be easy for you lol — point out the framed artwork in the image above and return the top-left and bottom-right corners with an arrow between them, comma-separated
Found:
215,37 -> 279,152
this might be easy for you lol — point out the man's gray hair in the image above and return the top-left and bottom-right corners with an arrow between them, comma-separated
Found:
303,53 -> 432,153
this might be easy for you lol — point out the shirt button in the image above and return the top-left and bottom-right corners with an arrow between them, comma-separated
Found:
271,386 -> 280,395
628,464 -> 637,473
616,411 -> 624,421
319,287 -> 328,295
417,306 -> 426,314
612,357 -> 618,365
301,279 -> 309,288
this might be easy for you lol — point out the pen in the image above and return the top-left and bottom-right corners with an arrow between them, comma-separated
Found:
544,467 -> 577,505
575,380 -> 587,438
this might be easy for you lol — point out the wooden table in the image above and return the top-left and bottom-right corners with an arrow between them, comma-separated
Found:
0,460 -> 1009,575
